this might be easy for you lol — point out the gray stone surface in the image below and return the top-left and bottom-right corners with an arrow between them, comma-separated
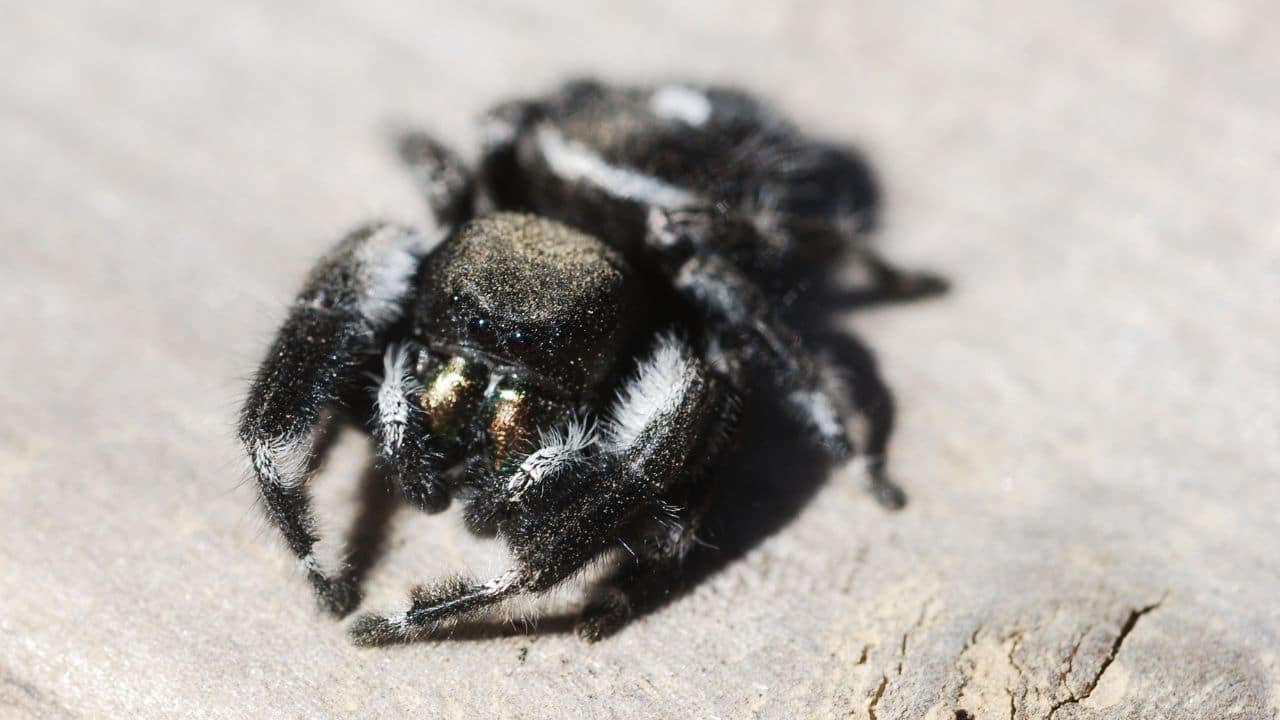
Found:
1,2 -> 1277,718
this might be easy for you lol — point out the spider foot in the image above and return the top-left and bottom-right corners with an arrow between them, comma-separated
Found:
886,268 -> 950,300
348,612 -> 411,647
309,570 -> 361,617
868,472 -> 907,511
575,587 -> 632,643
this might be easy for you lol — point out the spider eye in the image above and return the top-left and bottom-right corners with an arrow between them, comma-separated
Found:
507,329 -> 533,355
468,315 -> 497,346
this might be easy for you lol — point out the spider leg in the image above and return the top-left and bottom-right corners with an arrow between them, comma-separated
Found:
476,98 -> 542,210
845,242 -> 949,303
574,556 -> 658,642
373,344 -> 449,512
395,130 -> 475,228
349,569 -> 527,646
575,377 -> 737,641
675,251 -> 850,455
240,223 -> 430,614
648,208 -> 905,508
575,482 -> 719,641
515,335 -> 728,633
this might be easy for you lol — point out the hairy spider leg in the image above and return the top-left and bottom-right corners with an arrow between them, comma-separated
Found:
348,569 -> 528,646
844,242 -> 950,301
396,130 -> 476,228
477,98 -> 544,212
576,375 -> 740,641
240,223 -> 430,614
647,207 -> 907,509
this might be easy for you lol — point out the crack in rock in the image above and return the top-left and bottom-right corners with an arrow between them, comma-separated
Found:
1045,599 -> 1164,719
948,598 -> 1165,720
867,601 -> 932,720
953,624 -> 984,706
868,675 -> 888,720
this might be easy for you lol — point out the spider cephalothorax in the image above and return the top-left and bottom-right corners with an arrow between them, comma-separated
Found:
240,79 -> 945,645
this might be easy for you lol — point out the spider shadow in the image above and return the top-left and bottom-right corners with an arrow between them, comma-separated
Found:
296,412 -> 404,598
334,460 -> 400,599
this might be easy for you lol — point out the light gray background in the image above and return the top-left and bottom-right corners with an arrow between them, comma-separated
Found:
1,1 -> 1277,718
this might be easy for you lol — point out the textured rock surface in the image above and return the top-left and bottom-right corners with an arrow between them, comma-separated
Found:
1,2 -> 1277,718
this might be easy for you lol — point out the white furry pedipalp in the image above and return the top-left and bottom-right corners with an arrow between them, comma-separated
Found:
376,344 -> 419,454
507,417 -> 598,502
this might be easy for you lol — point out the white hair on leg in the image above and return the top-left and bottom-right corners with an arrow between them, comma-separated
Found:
246,425 -> 318,492
649,85 -> 712,126
787,390 -> 843,440
353,225 -> 432,326
482,116 -> 517,150
480,568 -> 524,595
350,567 -> 530,645
602,334 -> 698,452
786,353 -> 855,452
244,424 -> 334,580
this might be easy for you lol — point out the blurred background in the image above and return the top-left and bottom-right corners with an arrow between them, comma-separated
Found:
1,2 -> 1276,718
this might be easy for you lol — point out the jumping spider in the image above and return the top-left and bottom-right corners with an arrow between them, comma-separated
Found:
240,79 -> 945,645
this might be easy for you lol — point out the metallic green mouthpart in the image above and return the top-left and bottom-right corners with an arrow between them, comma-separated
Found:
421,355 -> 485,437
486,382 -> 555,472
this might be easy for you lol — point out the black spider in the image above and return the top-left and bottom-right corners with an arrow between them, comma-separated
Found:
239,79 -> 946,645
